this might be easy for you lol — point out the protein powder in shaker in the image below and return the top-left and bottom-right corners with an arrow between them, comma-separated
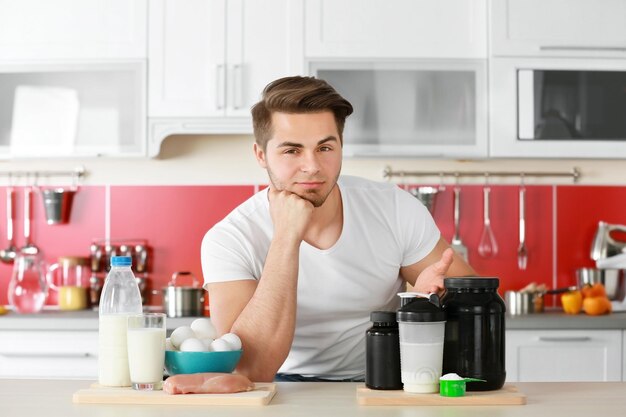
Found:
441,277 -> 506,391
365,311 -> 402,390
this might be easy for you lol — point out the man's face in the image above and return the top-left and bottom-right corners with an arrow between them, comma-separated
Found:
254,111 -> 343,207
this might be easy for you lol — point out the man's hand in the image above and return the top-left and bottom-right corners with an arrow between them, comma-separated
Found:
268,186 -> 315,243
412,248 -> 454,294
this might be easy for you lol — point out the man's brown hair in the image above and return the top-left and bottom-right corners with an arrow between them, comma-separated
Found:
251,76 -> 354,150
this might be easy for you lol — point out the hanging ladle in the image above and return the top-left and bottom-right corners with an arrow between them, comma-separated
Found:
0,184 -> 18,263
478,177 -> 498,258
517,177 -> 528,270
21,185 -> 40,256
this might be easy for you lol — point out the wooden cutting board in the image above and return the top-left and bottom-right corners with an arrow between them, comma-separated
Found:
356,384 -> 526,406
73,383 -> 277,406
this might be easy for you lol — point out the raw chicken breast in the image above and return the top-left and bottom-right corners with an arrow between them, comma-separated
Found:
163,373 -> 254,395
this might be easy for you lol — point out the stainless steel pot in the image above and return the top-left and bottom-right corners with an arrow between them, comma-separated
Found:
161,271 -> 205,317
505,286 -> 577,315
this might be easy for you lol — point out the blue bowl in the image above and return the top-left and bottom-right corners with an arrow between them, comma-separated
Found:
164,349 -> 243,375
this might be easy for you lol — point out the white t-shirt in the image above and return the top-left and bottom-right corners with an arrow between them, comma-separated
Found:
201,176 -> 440,379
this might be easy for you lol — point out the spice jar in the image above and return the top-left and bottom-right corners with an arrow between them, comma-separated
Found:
365,311 -> 402,390
441,277 -> 506,391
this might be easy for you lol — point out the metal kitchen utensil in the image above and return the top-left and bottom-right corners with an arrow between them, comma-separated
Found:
41,188 -> 75,225
517,186 -> 528,270
160,271 -> 205,317
411,186 -> 439,214
21,186 -> 39,255
505,286 -> 577,315
450,186 -> 468,261
0,186 -> 18,264
478,186 -> 498,258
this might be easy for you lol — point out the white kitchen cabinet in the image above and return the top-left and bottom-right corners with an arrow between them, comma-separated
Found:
0,62 -> 146,158
0,330 -> 98,379
305,0 -> 487,58
490,0 -> 626,58
311,60 -> 488,158
0,0 -> 147,61
148,0 -> 303,156
506,330 -> 622,382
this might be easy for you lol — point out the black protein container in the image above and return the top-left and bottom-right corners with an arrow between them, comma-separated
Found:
441,277 -> 506,391
365,311 -> 402,390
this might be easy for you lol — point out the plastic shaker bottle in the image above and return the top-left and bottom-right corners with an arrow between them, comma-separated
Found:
396,292 -> 446,393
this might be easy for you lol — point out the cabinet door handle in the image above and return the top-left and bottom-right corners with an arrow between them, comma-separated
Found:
1,352 -> 94,358
540,46 -> 626,52
233,64 -> 243,110
538,336 -> 591,342
216,64 -> 226,110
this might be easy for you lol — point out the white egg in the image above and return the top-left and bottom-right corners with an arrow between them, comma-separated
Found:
190,318 -> 217,340
210,338 -> 233,352
180,337 -> 207,352
165,337 -> 176,351
200,337 -> 215,351
219,333 -> 242,350
170,326 -> 195,349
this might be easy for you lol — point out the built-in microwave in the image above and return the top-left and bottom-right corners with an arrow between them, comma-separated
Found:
309,60 -> 488,158
490,58 -> 626,158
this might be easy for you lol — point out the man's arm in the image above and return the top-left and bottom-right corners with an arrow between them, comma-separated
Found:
205,188 -> 313,382
400,237 -> 477,294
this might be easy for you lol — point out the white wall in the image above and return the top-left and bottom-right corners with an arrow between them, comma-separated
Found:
1,134 -> 624,186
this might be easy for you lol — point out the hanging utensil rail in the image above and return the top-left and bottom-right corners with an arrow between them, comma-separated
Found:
0,166 -> 86,184
383,166 -> 580,182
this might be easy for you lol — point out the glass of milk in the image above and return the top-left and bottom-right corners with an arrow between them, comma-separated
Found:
396,293 -> 446,394
127,313 -> 166,390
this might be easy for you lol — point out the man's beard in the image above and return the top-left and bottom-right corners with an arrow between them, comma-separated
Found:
266,168 -> 340,208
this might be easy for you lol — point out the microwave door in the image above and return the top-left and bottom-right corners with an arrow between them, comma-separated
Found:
518,69 -> 579,140
517,69 -> 626,142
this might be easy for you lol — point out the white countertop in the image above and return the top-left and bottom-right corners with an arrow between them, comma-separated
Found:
1,379 -> 625,417
2,309 -> 626,331
0,309 -> 203,331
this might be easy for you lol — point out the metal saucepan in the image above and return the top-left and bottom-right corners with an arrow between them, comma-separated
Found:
505,286 -> 577,315
158,271 -> 205,317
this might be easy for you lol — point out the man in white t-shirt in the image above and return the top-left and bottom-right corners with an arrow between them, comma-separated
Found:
201,76 -> 476,382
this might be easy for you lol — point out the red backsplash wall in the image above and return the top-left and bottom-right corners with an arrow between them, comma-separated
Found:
1,183 -> 625,308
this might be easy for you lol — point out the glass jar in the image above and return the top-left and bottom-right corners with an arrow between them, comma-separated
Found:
441,277 -> 506,391
365,311 -> 402,390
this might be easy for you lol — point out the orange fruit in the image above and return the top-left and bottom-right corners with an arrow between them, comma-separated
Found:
583,296 -> 611,316
581,283 -> 606,299
561,291 -> 583,314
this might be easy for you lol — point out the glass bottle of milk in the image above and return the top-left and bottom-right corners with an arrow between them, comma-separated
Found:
98,256 -> 142,386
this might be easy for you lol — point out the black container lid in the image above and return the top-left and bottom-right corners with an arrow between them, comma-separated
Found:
444,277 -> 500,289
370,311 -> 398,324
397,298 -> 446,322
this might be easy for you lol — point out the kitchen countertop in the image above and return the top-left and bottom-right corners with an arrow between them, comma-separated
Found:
1,379 -> 625,417
2,309 -> 626,331
0,308 -> 203,331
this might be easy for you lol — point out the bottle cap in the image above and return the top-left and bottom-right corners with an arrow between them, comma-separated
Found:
396,293 -> 445,322
444,277 -> 499,289
111,256 -> 132,267
370,311 -> 397,324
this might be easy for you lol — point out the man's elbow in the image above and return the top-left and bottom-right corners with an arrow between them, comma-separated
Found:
235,364 -> 277,383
